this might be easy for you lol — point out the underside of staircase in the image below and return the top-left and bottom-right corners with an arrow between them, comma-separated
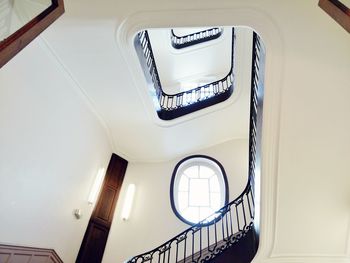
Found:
179,228 -> 258,263
209,228 -> 258,263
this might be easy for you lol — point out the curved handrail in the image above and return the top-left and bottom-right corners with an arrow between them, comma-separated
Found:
170,28 -> 223,49
126,32 -> 264,263
127,184 -> 254,263
135,28 -> 235,120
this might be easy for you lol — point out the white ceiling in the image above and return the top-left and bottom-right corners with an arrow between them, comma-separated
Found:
33,0 -> 350,261
41,11 -> 253,162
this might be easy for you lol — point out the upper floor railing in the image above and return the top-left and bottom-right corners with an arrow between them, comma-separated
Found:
126,32 -> 264,263
170,28 -> 223,49
134,28 -> 235,120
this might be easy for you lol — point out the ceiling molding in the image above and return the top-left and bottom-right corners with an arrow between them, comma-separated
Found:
257,255 -> 350,263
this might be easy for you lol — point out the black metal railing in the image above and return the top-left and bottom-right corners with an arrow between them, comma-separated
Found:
170,28 -> 223,49
249,32 -> 264,203
126,32 -> 264,263
134,28 -> 235,120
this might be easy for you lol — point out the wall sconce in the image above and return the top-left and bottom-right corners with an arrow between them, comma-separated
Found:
73,209 -> 82,219
88,168 -> 106,205
121,184 -> 136,221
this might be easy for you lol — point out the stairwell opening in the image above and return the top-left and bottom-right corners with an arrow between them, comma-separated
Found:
126,27 -> 266,263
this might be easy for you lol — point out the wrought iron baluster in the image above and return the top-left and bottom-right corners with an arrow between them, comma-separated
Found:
209,219 -> 218,253
167,245 -> 171,263
225,79 -> 229,91
225,210 -> 229,240
175,241 -> 179,263
229,207 -> 234,236
250,188 -> 255,207
191,231 -> 195,262
221,213 -> 225,241
196,89 -> 200,101
246,189 -> 253,219
206,225 -> 210,253
235,203 -> 240,231
183,235 -> 187,261
242,197 -> 247,229
198,227 -> 202,261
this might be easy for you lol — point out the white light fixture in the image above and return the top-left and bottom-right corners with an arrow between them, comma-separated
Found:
88,168 -> 106,205
121,184 -> 136,221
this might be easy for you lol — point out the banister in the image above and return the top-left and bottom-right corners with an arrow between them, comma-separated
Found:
170,27 -> 223,49
126,32 -> 264,263
134,28 -> 235,120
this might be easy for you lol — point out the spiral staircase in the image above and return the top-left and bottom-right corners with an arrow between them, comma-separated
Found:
127,30 -> 265,263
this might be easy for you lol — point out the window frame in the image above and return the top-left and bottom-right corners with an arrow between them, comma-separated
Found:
0,0 -> 64,68
170,155 -> 229,226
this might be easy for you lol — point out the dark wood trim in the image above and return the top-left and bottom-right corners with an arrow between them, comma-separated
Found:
76,153 -> 128,263
0,244 -> 63,263
0,0 -> 65,68
319,0 -> 350,33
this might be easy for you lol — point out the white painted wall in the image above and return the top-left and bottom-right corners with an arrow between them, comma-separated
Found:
1,1 -> 350,263
103,138 -> 248,263
0,37 -> 113,262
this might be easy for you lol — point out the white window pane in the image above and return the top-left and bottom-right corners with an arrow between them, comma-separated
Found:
182,207 -> 199,223
199,207 -> 214,221
172,156 -> 227,225
178,191 -> 189,210
184,166 -> 199,178
178,174 -> 189,191
189,179 -> 209,206
210,192 -> 222,211
209,175 -> 220,192
204,212 -> 221,223
199,165 -> 215,178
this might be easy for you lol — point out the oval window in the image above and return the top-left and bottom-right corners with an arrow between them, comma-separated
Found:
170,155 -> 229,225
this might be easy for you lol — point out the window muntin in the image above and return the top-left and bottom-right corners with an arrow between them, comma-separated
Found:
170,155 -> 228,225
